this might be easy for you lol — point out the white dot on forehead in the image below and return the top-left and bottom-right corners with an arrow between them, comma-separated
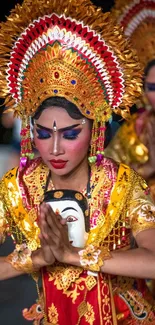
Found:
53,121 -> 57,132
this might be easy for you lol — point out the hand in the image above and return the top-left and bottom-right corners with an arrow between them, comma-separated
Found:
39,203 -> 74,264
32,241 -> 55,269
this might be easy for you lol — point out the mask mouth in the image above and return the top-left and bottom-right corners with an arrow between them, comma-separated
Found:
146,82 -> 155,91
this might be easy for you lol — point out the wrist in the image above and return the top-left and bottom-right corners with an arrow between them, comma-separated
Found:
78,245 -> 111,272
32,249 -> 51,269
62,247 -> 81,266
5,243 -> 39,274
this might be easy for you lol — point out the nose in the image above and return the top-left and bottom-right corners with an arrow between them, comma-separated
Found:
50,133 -> 63,156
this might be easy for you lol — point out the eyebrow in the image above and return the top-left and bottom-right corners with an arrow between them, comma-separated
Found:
36,123 -> 80,133
62,207 -> 78,213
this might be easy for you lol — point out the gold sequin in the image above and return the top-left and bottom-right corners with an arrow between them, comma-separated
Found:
75,193 -> 83,201
53,191 -> 64,199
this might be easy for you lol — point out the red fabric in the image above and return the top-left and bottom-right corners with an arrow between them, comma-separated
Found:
43,269 -> 113,324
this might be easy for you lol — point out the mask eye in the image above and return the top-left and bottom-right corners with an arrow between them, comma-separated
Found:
36,305 -> 42,313
66,215 -> 78,222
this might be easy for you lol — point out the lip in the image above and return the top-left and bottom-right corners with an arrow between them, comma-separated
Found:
49,159 -> 68,169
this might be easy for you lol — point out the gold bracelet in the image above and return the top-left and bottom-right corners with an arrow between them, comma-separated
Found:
78,244 -> 111,272
5,243 -> 39,274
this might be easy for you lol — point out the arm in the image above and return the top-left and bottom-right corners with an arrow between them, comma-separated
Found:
101,229 -> 155,278
0,256 -> 24,280
0,245 -> 55,281
64,228 -> 155,279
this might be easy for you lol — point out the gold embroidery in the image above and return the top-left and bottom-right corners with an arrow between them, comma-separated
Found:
113,276 -> 134,293
78,301 -> 88,318
0,189 -> 8,244
0,163 -> 46,249
23,160 -> 49,205
5,243 -> 38,273
65,281 -> 84,303
28,208 -> 38,222
47,265 -> 83,292
120,289 -> 153,318
129,183 -> 155,236
84,303 -> 95,325
87,164 -> 133,247
64,276 -> 97,303
48,303 -> 59,324
78,245 -> 111,272
85,276 -> 97,291
100,275 -> 113,325
47,264 -> 97,304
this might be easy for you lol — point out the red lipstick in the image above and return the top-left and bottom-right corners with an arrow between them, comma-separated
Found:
49,159 -> 67,169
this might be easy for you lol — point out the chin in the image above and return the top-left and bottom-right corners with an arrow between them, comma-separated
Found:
49,165 -> 71,177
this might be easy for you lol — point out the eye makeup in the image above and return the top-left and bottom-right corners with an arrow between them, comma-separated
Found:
36,128 -> 51,139
35,123 -> 82,140
63,128 -> 82,140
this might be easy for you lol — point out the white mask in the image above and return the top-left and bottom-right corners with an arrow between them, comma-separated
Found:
47,199 -> 88,248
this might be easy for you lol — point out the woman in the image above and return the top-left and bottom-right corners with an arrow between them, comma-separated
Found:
0,0 -> 155,324
108,0 -> 155,202
105,59 -> 155,198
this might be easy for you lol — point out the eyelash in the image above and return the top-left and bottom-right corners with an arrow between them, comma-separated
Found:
63,130 -> 81,140
36,129 -> 51,139
63,134 -> 79,140
36,129 -> 81,140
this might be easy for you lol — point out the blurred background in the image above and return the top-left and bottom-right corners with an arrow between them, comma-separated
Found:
0,0 -> 114,177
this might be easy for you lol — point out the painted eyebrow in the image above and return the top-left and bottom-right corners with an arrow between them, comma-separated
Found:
36,123 -> 80,133
62,207 -> 78,213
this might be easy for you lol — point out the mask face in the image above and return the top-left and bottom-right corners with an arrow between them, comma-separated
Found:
46,199 -> 87,248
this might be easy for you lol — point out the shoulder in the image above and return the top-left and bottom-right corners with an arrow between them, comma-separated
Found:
100,156 -> 118,181
101,156 -> 131,180
1,157 -> 47,187
101,156 -> 147,189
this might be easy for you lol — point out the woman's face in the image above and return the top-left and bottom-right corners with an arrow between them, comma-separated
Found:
145,65 -> 155,110
33,106 -> 91,176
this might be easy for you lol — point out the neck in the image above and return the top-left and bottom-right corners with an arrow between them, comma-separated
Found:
51,157 -> 89,192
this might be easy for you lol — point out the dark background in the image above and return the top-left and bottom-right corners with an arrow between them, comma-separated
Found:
0,0 -> 115,21
0,0 -> 115,144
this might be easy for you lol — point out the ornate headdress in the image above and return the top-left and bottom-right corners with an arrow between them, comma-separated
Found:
112,0 -> 155,68
0,0 -> 142,166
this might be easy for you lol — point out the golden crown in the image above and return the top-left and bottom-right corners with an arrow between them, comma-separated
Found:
20,42 -> 111,121
0,0 -> 142,122
112,0 -> 155,68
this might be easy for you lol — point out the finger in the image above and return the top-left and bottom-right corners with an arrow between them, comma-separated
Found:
39,205 -> 51,240
60,218 -> 67,226
45,204 -> 62,232
40,205 -> 62,243
40,237 -> 54,264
